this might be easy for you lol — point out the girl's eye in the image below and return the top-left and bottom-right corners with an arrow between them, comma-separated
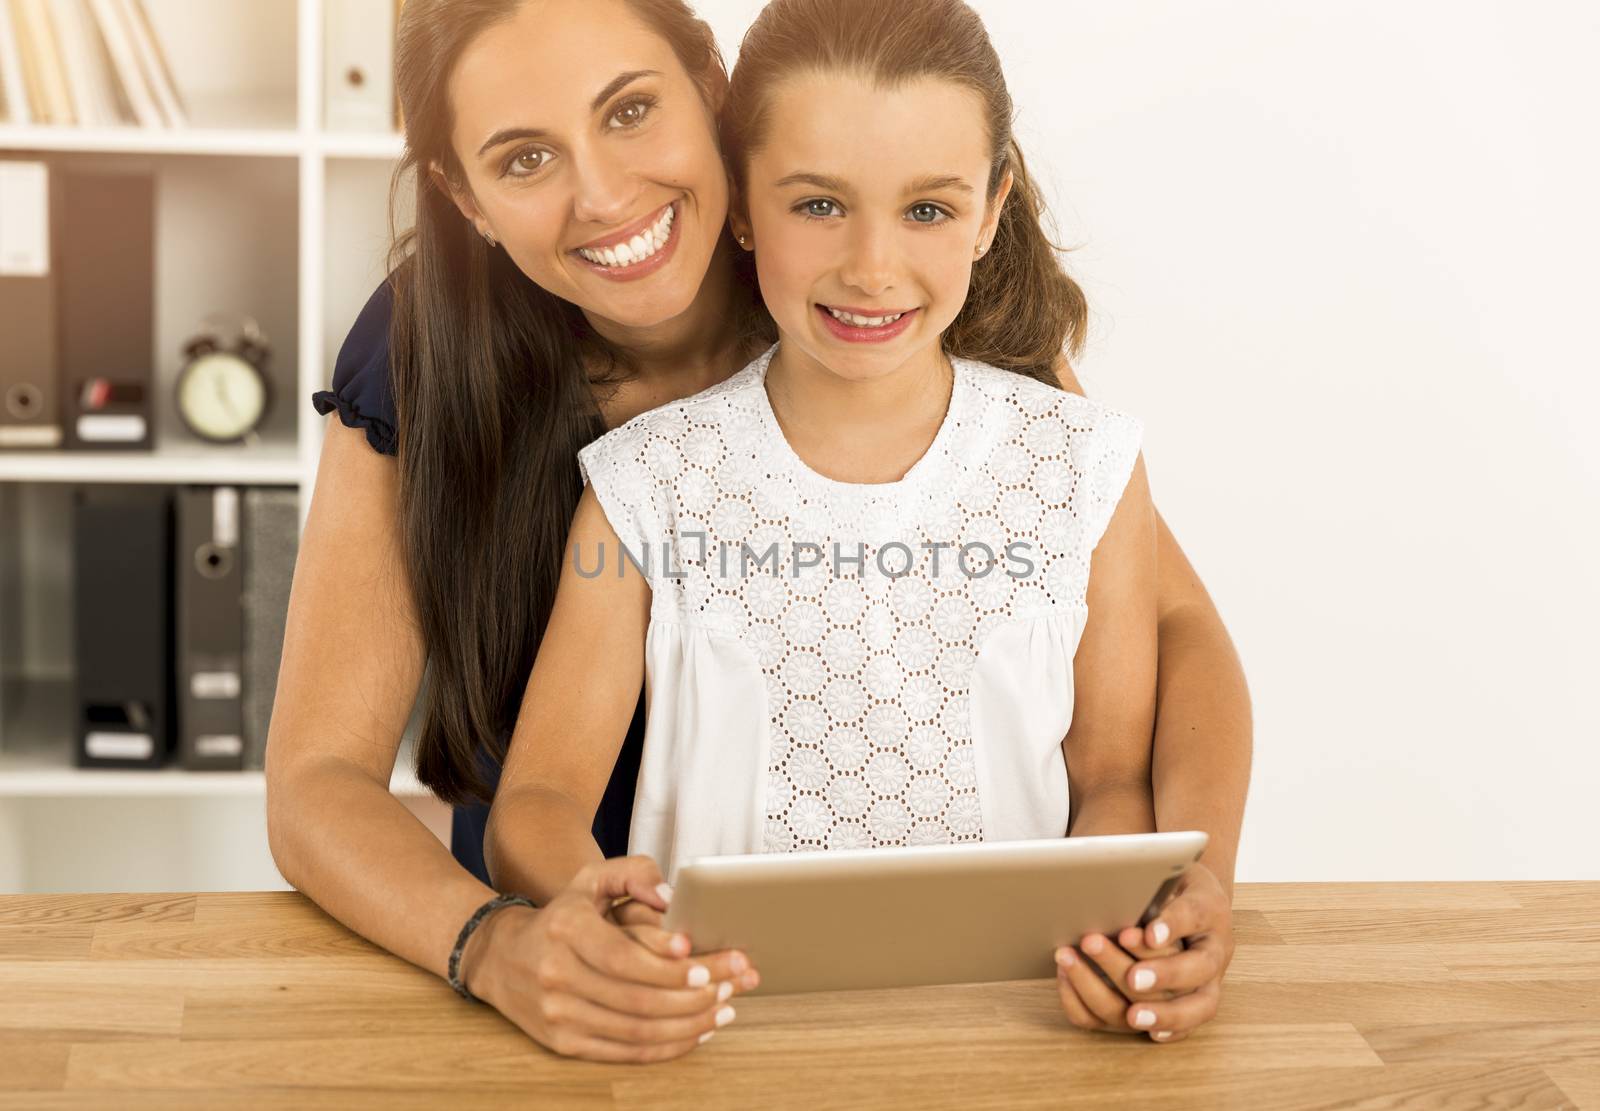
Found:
797,199 -> 841,220
908,202 -> 950,225
504,147 -> 551,178
609,95 -> 657,129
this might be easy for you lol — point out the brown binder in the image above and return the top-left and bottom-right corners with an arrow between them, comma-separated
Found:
0,160 -> 63,449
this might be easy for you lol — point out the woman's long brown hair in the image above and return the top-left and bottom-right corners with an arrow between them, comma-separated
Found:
720,0 -> 1088,383
385,0 -> 750,806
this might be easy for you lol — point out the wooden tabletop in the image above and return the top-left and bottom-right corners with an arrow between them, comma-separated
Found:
2,882 -> 1597,1109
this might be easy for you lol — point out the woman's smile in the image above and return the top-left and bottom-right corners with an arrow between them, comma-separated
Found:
570,198 -> 685,282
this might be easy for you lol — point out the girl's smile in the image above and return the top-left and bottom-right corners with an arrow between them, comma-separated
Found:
815,303 -> 921,344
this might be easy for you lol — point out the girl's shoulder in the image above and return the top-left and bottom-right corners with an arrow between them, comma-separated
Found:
955,355 -> 1143,446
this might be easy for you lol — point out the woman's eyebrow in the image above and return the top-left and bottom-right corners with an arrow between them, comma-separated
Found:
476,70 -> 663,158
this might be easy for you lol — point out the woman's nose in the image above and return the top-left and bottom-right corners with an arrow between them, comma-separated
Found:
569,144 -> 642,228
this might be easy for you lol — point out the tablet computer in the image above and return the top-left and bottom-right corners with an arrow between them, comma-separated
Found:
661,831 -> 1208,995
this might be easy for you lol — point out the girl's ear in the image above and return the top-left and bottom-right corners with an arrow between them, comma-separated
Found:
429,159 -> 486,229
979,167 -> 1015,253
726,177 -> 755,250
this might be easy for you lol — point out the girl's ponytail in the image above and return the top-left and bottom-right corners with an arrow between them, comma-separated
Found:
945,139 -> 1087,385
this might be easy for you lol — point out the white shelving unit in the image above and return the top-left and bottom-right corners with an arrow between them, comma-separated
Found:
0,0 -> 444,893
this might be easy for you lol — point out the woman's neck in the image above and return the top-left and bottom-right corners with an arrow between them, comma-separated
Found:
581,235 -> 747,390
764,338 -> 955,485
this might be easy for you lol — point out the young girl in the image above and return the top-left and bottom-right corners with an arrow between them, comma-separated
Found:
499,0 -> 1160,901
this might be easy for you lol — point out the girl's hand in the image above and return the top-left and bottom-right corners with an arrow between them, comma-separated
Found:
1055,861 -> 1236,1043
608,893 -> 761,995
469,855 -> 748,1062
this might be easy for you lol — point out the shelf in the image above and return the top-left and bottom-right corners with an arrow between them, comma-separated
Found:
0,127 -> 406,161
0,679 -> 429,799
0,444 -> 304,486
319,131 -> 406,160
0,124 -> 304,158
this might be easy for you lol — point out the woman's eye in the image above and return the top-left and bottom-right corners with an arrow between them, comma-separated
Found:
505,147 -> 550,178
908,203 -> 949,224
609,96 -> 656,128
799,199 -> 840,219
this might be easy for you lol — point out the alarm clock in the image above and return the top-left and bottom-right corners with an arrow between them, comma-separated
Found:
175,315 -> 272,444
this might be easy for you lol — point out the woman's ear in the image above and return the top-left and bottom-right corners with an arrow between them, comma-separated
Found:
429,159 -> 486,230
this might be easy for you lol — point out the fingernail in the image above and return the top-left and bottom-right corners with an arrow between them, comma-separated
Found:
1082,935 -> 1103,955
687,964 -> 710,988
742,970 -> 760,990
1152,921 -> 1170,946
1133,1009 -> 1156,1028
1132,968 -> 1156,991
1055,947 -> 1076,968
671,933 -> 690,954
698,1031 -> 715,1044
715,1004 -> 736,1027
655,882 -> 674,905
1153,1031 -> 1173,1042
730,951 -> 749,974
717,981 -> 734,1003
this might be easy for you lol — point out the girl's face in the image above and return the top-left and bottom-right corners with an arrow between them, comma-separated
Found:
438,0 -> 728,330
734,72 -> 1011,383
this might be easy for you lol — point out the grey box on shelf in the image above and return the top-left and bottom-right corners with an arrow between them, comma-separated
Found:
242,488 -> 298,771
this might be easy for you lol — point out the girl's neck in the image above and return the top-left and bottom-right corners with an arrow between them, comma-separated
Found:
764,338 -> 955,485
581,235 -> 747,389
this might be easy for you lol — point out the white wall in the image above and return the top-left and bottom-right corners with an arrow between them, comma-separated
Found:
697,0 -> 1600,881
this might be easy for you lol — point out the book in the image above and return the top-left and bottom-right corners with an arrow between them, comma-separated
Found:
119,0 -> 183,127
86,0 -> 158,127
51,0 -> 123,127
15,0 -> 75,125
0,0 -> 31,124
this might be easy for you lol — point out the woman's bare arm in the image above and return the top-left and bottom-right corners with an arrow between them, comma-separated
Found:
264,420 -> 510,983
1062,455 -> 1160,837
1053,357 -> 1251,890
483,485 -> 652,905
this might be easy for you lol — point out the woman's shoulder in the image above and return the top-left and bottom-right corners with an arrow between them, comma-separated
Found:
578,346 -> 771,471
311,277 -> 398,456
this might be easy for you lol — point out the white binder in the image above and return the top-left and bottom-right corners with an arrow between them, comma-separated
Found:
323,0 -> 395,133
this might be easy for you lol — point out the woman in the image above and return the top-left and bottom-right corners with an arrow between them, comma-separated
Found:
269,0 -> 1250,1063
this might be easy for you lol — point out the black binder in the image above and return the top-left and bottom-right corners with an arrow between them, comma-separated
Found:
177,487 -> 246,770
72,486 -> 175,768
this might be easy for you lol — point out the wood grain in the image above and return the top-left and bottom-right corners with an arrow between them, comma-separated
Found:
0,884 -> 1595,1109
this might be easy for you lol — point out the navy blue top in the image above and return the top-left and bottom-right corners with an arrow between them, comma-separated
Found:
312,278 -> 645,885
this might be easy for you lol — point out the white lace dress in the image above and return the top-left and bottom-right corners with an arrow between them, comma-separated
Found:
575,344 -> 1143,884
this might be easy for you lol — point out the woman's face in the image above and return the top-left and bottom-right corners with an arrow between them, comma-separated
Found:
440,0 -> 728,330
734,71 -> 1009,384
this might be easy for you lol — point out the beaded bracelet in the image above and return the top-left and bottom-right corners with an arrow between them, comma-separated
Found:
448,892 -> 535,1003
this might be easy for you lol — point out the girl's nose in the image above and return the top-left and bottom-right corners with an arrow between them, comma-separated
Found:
838,221 -> 897,297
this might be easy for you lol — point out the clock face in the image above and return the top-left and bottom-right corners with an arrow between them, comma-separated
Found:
177,352 -> 267,442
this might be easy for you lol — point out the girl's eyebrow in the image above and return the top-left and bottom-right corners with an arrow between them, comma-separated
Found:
476,69 -> 663,158
771,171 -> 975,196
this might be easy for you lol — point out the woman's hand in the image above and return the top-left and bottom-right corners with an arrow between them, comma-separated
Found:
609,891 -> 761,995
467,855 -> 751,1062
1054,861 -> 1236,1043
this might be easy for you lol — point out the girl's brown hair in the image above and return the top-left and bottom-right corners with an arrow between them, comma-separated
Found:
721,0 -> 1086,383
387,0 -> 753,806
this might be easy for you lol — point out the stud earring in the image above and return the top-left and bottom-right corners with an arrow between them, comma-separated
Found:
738,234 -> 750,247
481,228 -> 497,247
